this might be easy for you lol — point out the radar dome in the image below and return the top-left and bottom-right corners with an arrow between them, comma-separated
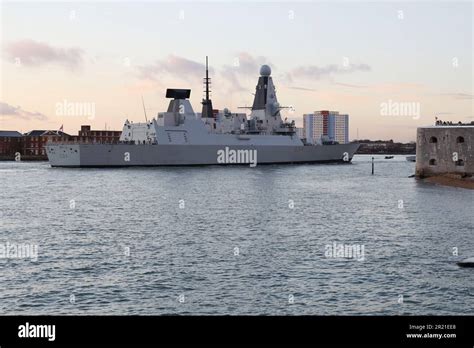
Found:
260,65 -> 271,76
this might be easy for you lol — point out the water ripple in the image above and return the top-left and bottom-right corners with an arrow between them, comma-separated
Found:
0,157 -> 473,315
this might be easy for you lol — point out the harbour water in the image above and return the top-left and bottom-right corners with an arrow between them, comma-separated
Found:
0,155 -> 473,315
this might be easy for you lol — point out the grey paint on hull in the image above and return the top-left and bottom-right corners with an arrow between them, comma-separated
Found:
46,143 -> 360,167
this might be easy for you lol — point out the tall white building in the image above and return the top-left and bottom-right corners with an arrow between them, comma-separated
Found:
295,127 -> 304,139
303,110 -> 349,144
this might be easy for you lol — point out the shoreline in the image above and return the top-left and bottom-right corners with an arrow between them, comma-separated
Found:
421,174 -> 474,190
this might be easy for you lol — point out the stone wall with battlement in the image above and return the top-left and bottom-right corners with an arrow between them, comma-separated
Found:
416,126 -> 473,177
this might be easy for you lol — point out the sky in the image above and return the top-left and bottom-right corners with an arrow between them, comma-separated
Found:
0,1 -> 472,142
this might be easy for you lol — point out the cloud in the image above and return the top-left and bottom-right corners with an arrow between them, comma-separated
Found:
333,81 -> 369,88
3,39 -> 84,69
220,65 -> 246,92
133,52 -> 370,109
137,55 -> 209,82
289,63 -> 371,82
438,93 -> 474,100
220,52 -> 272,91
0,101 -> 47,120
229,52 -> 270,75
286,86 -> 317,92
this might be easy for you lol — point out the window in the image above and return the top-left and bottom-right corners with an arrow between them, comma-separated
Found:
455,159 -> 464,166
429,159 -> 437,165
429,136 -> 437,143
457,136 -> 464,143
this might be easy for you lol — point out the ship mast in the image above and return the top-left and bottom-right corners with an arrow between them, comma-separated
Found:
205,56 -> 210,102
201,56 -> 214,119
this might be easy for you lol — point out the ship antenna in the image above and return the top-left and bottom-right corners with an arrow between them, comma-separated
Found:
205,56 -> 210,101
141,95 -> 148,123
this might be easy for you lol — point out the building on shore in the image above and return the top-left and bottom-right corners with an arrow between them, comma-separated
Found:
0,131 -> 22,158
295,127 -> 304,140
353,140 -> 416,155
0,125 -> 122,160
75,125 -> 121,144
303,110 -> 349,144
22,130 -> 70,156
416,125 -> 473,178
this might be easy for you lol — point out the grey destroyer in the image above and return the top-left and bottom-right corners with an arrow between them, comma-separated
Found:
46,59 -> 359,167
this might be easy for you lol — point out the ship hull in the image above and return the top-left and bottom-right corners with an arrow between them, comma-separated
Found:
46,143 -> 360,167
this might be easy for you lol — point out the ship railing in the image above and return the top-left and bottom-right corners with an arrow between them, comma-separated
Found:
45,140 -> 158,145
45,140 -> 121,145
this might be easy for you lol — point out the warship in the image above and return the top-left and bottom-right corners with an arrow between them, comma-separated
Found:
46,58 -> 359,167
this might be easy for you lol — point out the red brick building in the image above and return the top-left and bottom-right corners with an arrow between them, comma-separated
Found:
22,130 -> 70,156
0,131 -> 22,158
1,125 -> 122,159
73,125 -> 121,144
22,125 -> 121,157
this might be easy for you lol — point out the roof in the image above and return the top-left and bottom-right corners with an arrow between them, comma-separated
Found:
24,130 -> 70,137
0,130 -> 22,137
24,130 -> 47,136
41,130 -> 70,137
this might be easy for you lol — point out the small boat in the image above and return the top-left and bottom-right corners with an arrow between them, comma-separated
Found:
457,257 -> 474,268
384,156 -> 394,159
406,155 -> 416,162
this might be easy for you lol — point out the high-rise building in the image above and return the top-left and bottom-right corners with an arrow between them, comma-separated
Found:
295,127 -> 304,139
303,110 -> 349,144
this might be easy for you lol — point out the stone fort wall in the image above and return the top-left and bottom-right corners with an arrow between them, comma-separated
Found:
416,126 -> 473,177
